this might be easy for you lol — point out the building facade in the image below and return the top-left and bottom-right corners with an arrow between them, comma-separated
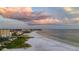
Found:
0,29 -> 12,37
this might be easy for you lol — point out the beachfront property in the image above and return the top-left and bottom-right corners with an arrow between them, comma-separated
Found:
0,15 -> 33,50
0,29 -> 11,37
0,29 -> 23,37
0,15 -> 30,37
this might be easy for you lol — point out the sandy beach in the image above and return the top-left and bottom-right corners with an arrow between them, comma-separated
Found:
3,31 -> 79,51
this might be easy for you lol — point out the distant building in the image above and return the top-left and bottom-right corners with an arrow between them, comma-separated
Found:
0,30 -> 11,37
0,16 -> 29,37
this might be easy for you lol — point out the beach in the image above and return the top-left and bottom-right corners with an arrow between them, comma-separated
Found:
3,31 -> 79,51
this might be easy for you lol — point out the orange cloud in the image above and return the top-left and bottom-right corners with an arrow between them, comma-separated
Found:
0,7 -> 32,17
32,18 -> 62,24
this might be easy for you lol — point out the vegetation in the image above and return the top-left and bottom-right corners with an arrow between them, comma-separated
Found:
5,35 -> 32,49
0,36 -> 10,42
0,32 -> 32,50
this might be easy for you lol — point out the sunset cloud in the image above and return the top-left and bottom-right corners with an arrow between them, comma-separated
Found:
32,18 -> 62,24
0,7 -> 32,17
1,7 -> 79,24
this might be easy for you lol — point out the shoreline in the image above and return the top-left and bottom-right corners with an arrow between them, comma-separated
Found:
37,30 -> 79,47
3,31 -> 79,51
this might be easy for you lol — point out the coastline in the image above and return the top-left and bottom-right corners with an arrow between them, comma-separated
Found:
37,30 -> 79,47
3,31 -> 79,51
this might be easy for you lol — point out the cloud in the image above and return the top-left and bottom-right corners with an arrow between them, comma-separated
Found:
32,18 -> 63,24
1,7 -> 79,24
63,7 -> 79,23
64,7 -> 73,12
64,7 -> 79,15
31,11 -> 63,24
0,7 -> 32,18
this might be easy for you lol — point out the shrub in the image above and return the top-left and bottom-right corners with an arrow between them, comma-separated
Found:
5,35 -> 32,49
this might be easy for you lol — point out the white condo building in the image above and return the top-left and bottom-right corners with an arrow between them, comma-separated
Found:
0,16 -> 29,37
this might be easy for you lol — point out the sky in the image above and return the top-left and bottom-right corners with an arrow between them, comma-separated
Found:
0,7 -> 32,18
0,7 -> 79,24
32,7 -> 79,24
32,7 -> 78,19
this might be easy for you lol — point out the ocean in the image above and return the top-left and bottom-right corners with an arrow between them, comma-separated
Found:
38,29 -> 79,46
